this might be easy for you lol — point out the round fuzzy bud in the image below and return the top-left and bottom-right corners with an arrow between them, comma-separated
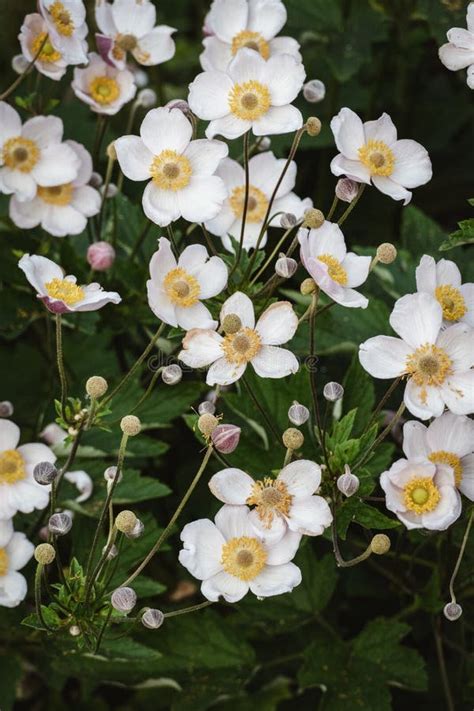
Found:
87,241 -> 116,271
69,624 -> 81,637
0,401 -> 13,418
323,381 -> 344,402
303,79 -> 326,103
12,54 -> 29,74
282,427 -> 304,450
443,602 -> 462,621
303,208 -> 324,229
111,586 -> 137,613
221,313 -> 242,335
306,117 -> 322,137
133,67 -> 148,88
288,401 -> 309,426
335,178 -> 359,204
34,543 -> 56,565
106,142 -> 117,161
376,243 -> 397,265
275,254 -> 298,279
161,364 -> 183,385
300,277 -> 317,295
370,534 -> 391,555
258,136 -> 271,151
137,88 -> 157,108
48,512 -> 73,536
125,518 -> 145,540
198,401 -> 216,416
101,183 -> 118,199
280,213 -> 297,229
86,376 -> 108,398
120,415 -> 141,437
211,424 -> 241,454
115,510 -> 138,534
104,465 -> 122,484
142,608 -> 164,629
198,413 -> 219,437
34,461 -> 58,486
337,471 -> 359,497
90,171 -> 103,188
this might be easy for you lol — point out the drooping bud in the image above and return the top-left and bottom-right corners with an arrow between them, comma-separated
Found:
115,510 -> 138,534
111,586 -> 137,613
104,543 -> 118,560
282,427 -> 304,450
0,401 -> 13,418
48,512 -> 73,536
370,534 -> 391,555
198,413 -> 219,437
125,518 -> 145,539
280,213 -> 297,229
89,172 -> 103,188
198,401 -> 216,416
34,543 -> 56,565
323,381 -> 344,402
86,375 -> 108,398
335,178 -> 359,204
12,54 -> 29,74
303,79 -> 326,103
161,364 -> 183,385
165,98 -> 191,115
34,461 -> 58,486
221,313 -> 242,335
300,277 -> 317,295
303,208 -> 324,229
275,254 -> 298,279
211,424 -> 241,454
120,415 -> 141,437
376,243 -> 397,265
337,466 -> 359,497
106,142 -> 117,161
142,608 -> 165,629
69,624 -> 81,637
257,136 -> 271,151
87,241 -> 116,272
306,117 -> 322,137
137,88 -> 157,108
443,602 -> 462,621
288,401 -> 309,426
104,465 -> 122,484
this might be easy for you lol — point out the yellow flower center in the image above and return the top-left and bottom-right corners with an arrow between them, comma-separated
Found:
116,33 -> 137,51
0,450 -> 26,485
150,150 -> 192,191
163,267 -> 201,307
231,30 -> 270,59
89,76 -> 120,105
49,1 -> 74,36
403,476 -> 441,514
358,140 -> 395,177
246,477 -> 292,527
221,535 -> 267,581
45,278 -> 85,306
317,254 -> 348,285
435,284 -> 467,321
32,32 -> 61,62
37,183 -> 74,206
405,343 -> 452,403
228,80 -> 271,121
229,185 -> 268,223
428,450 -> 463,486
222,327 -> 261,365
2,137 -> 40,173
0,548 -> 8,577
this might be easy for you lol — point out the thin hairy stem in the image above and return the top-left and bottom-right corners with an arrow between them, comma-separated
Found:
164,601 -> 214,618
55,315 -> 68,421
0,34 -> 47,100
449,509 -> 473,604
337,184 -> 365,226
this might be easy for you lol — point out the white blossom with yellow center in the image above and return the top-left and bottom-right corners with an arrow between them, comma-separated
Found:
39,0 -> 88,65
179,504 -> 302,602
380,458 -> 461,531
115,106 -> 229,227
19,13 -> 68,82
415,255 -> 473,327
146,237 -> 228,330
0,519 -> 35,608
330,107 -> 432,204
179,291 -> 299,386
439,3 -> 474,90
72,53 -> 137,115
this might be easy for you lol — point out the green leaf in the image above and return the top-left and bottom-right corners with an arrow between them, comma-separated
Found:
0,655 -> 22,711
113,469 -> 171,504
337,499 -> 400,540
342,355 -> 376,434
401,205 -> 447,258
440,217 -> 474,251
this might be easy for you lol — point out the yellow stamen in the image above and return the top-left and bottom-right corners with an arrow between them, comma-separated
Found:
229,185 -> 268,223
317,254 -> 348,285
2,137 -> 39,173
428,450 -> 463,486
231,30 -> 270,59
435,284 -> 467,321
0,549 -> 8,577
150,150 -> 192,191
403,476 -> 440,514
0,450 -> 26,485
228,80 -> 271,121
358,140 -> 395,177
246,477 -> 292,527
116,33 -> 137,51
49,1 -> 74,36
222,327 -> 261,365
405,343 -> 452,404
221,536 -> 267,581
32,32 -> 61,63
89,76 -> 120,105
37,183 -> 74,206
163,267 -> 200,307
45,278 -> 85,306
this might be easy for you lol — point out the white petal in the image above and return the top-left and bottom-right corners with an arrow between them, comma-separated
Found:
249,561 -> 301,597
404,379 -> 445,420
215,156 -> 245,190
439,42 -> 474,71
330,107 -> 365,160
420,485 -> 461,531
11,196 -> 42,230
209,0 -> 247,43
72,287 -> 121,312
402,420 -> 429,459
32,143 -> 80,186
363,113 -> 397,145
460,284 -> 474,327
265,529 -> 301,565
359,336 -> 411,378
306,220 -> 347,261
207,357 -> 247,385
371,175 -> 412,205
0,168 -> 37,201
206,114 -> 251,140
188,71 -> 234,120
111,0 -> 156,37
0,519 -> 13,547
183,138 -> 228,177
441,372 -> 474,415
115,135 -> 153,181
176,302 -> 217,331
426,413 -> 474,458
389,293 -> 442,348
253,104 -> 303,136
248,508 -> 287,544
220,291 -> 255,328
201,571 -> 249,602
228,46 -> 266,83
142,181 -> 180,226
176,175 -> 227,223
460,454 -> 474,500
415,254 -> 437,293
140,107 -> 192,155
256,301 -> 298,345
95,1 -> 116,34
0,571 -> 27,607
0,102 -> 21,147
42,205 -> 87,237
179,518 -> 225,580
6,532 -> 34,571
343,253 -> 371,288
250,152 -> 295,199
447,26 -> 474,49
214,504 -> 255,540
269,37 -> 302,61
18,254 -> 63,295
133,25 -> 176,66
249,0 -> 287,38
278,459 -> 321,497
437,323 -> 474,371
251,346 -> 299,378
264,54 -> 305,105
17,442 -> 55,467
147,282 -> 177,326
200,37 -> 233,72
70,185 -> 101,218
179,329 -> 223,367
209,468 -> 254,504
195,256 -> 228,299
436,259 -> 462,288
149,237 -> 177,281
22,115 -> 63,147
390,139 -> 432,189
0,420 -> 20,452
286,496 -> 333,536
330,154 -> 371,184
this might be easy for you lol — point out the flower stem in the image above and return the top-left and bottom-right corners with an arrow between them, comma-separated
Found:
35,564 -> 54,632
0,34 -> 47,101
97,152 -> 115,237
326,194 -> 339,221
249,221 -> 301,286
164,600 -> 214,618
241,375 -> 282,445
449,508 -> 473,604
337,184 -> 365,226
130,220 -> 153,260
55,314 -> 68,422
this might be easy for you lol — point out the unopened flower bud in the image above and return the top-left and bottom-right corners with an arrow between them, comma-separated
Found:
69,624 -> 81,637
303,208 -> 324,229
106,142 -> 117,161
48,512 -> 73,536
142,608 -> 164,629
125,518 -> 145,539
257,136 -> 271,151
303,79 -> 326,103
443,602 -> 462,621
198,400 -> 216,415
115,510 -> 137,534
282,427 -> 304,450
166,98 -> 191,115
161,364 -> 182,385
39,526 -> 49,542
0,401 -> 13,417
211,424 -> 241,453
198,413 -> 219,437
137,88 -> 157,108
87,241 -> 116,271
104,543 -> 118,560
306,117 -> 322,137
370,534 -> 391,555
300,278 -> 317,295
280,213 -> 297,229
376,243 -> 397,265
323,381 -> 344,402
86,375 -> 108,398
275,254 -> 297,279
104,465 -> 122,484
12,54 -> 29,74
111,586 -> 137,613
90,172 -> 103,188
221,313 -> 242,335
34,461 -> 58,486
101,183 -> 118,199
133,67 -> 148,88
337,467 -> 359,497
288,401 -> 309,426
34,543 -> 56,565
120,415 -> 141,437
335,178 -> 359,204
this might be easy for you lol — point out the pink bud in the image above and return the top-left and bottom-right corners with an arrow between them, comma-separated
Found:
335,178 -> 359,204
87,241 -> 116,272
211,424 -> 241,454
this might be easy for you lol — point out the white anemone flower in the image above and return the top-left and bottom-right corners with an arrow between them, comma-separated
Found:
0,419 -> 55,520
115,107 -> 228,226
38,0 -> 88,65
147,237 -> 228,330
402,413 -> 474,502
95,0 -> 176,69
298,220 -> 371,308
19,14 -> 68,81
10,141 -> 101,237
0,520 -> 35,608
205,152 -> 312,252
380,458 -> 461,531
330,108 -> 432,204
415,255 -> 473,327
200,0 -> 301,72
209,460 -> 333,541
188,47 -> 305,139
19,254 -> 121,314
439,2 -> 474,89
178,291 -> 299,386
72,53 -> 136,115
0,102 -> 80,202
359,292 -> 474,420
179,504 -> 302,602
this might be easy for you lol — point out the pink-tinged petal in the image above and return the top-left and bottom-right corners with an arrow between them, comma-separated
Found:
251,346 -> 299,379
330,108 -> 365,160
179,518 -> 224,580
179,329 -> 223,368
277,459 -> 321,497
441,372 -> 474,416
201,571 -> 249,602
209,468 -> 254,504
404,379 -> 445,420
249,561 -> 302,597
389,293 -> 442,348
359,336 -> 411,378
256,301 -> 298,345
207,357 -> 247,385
